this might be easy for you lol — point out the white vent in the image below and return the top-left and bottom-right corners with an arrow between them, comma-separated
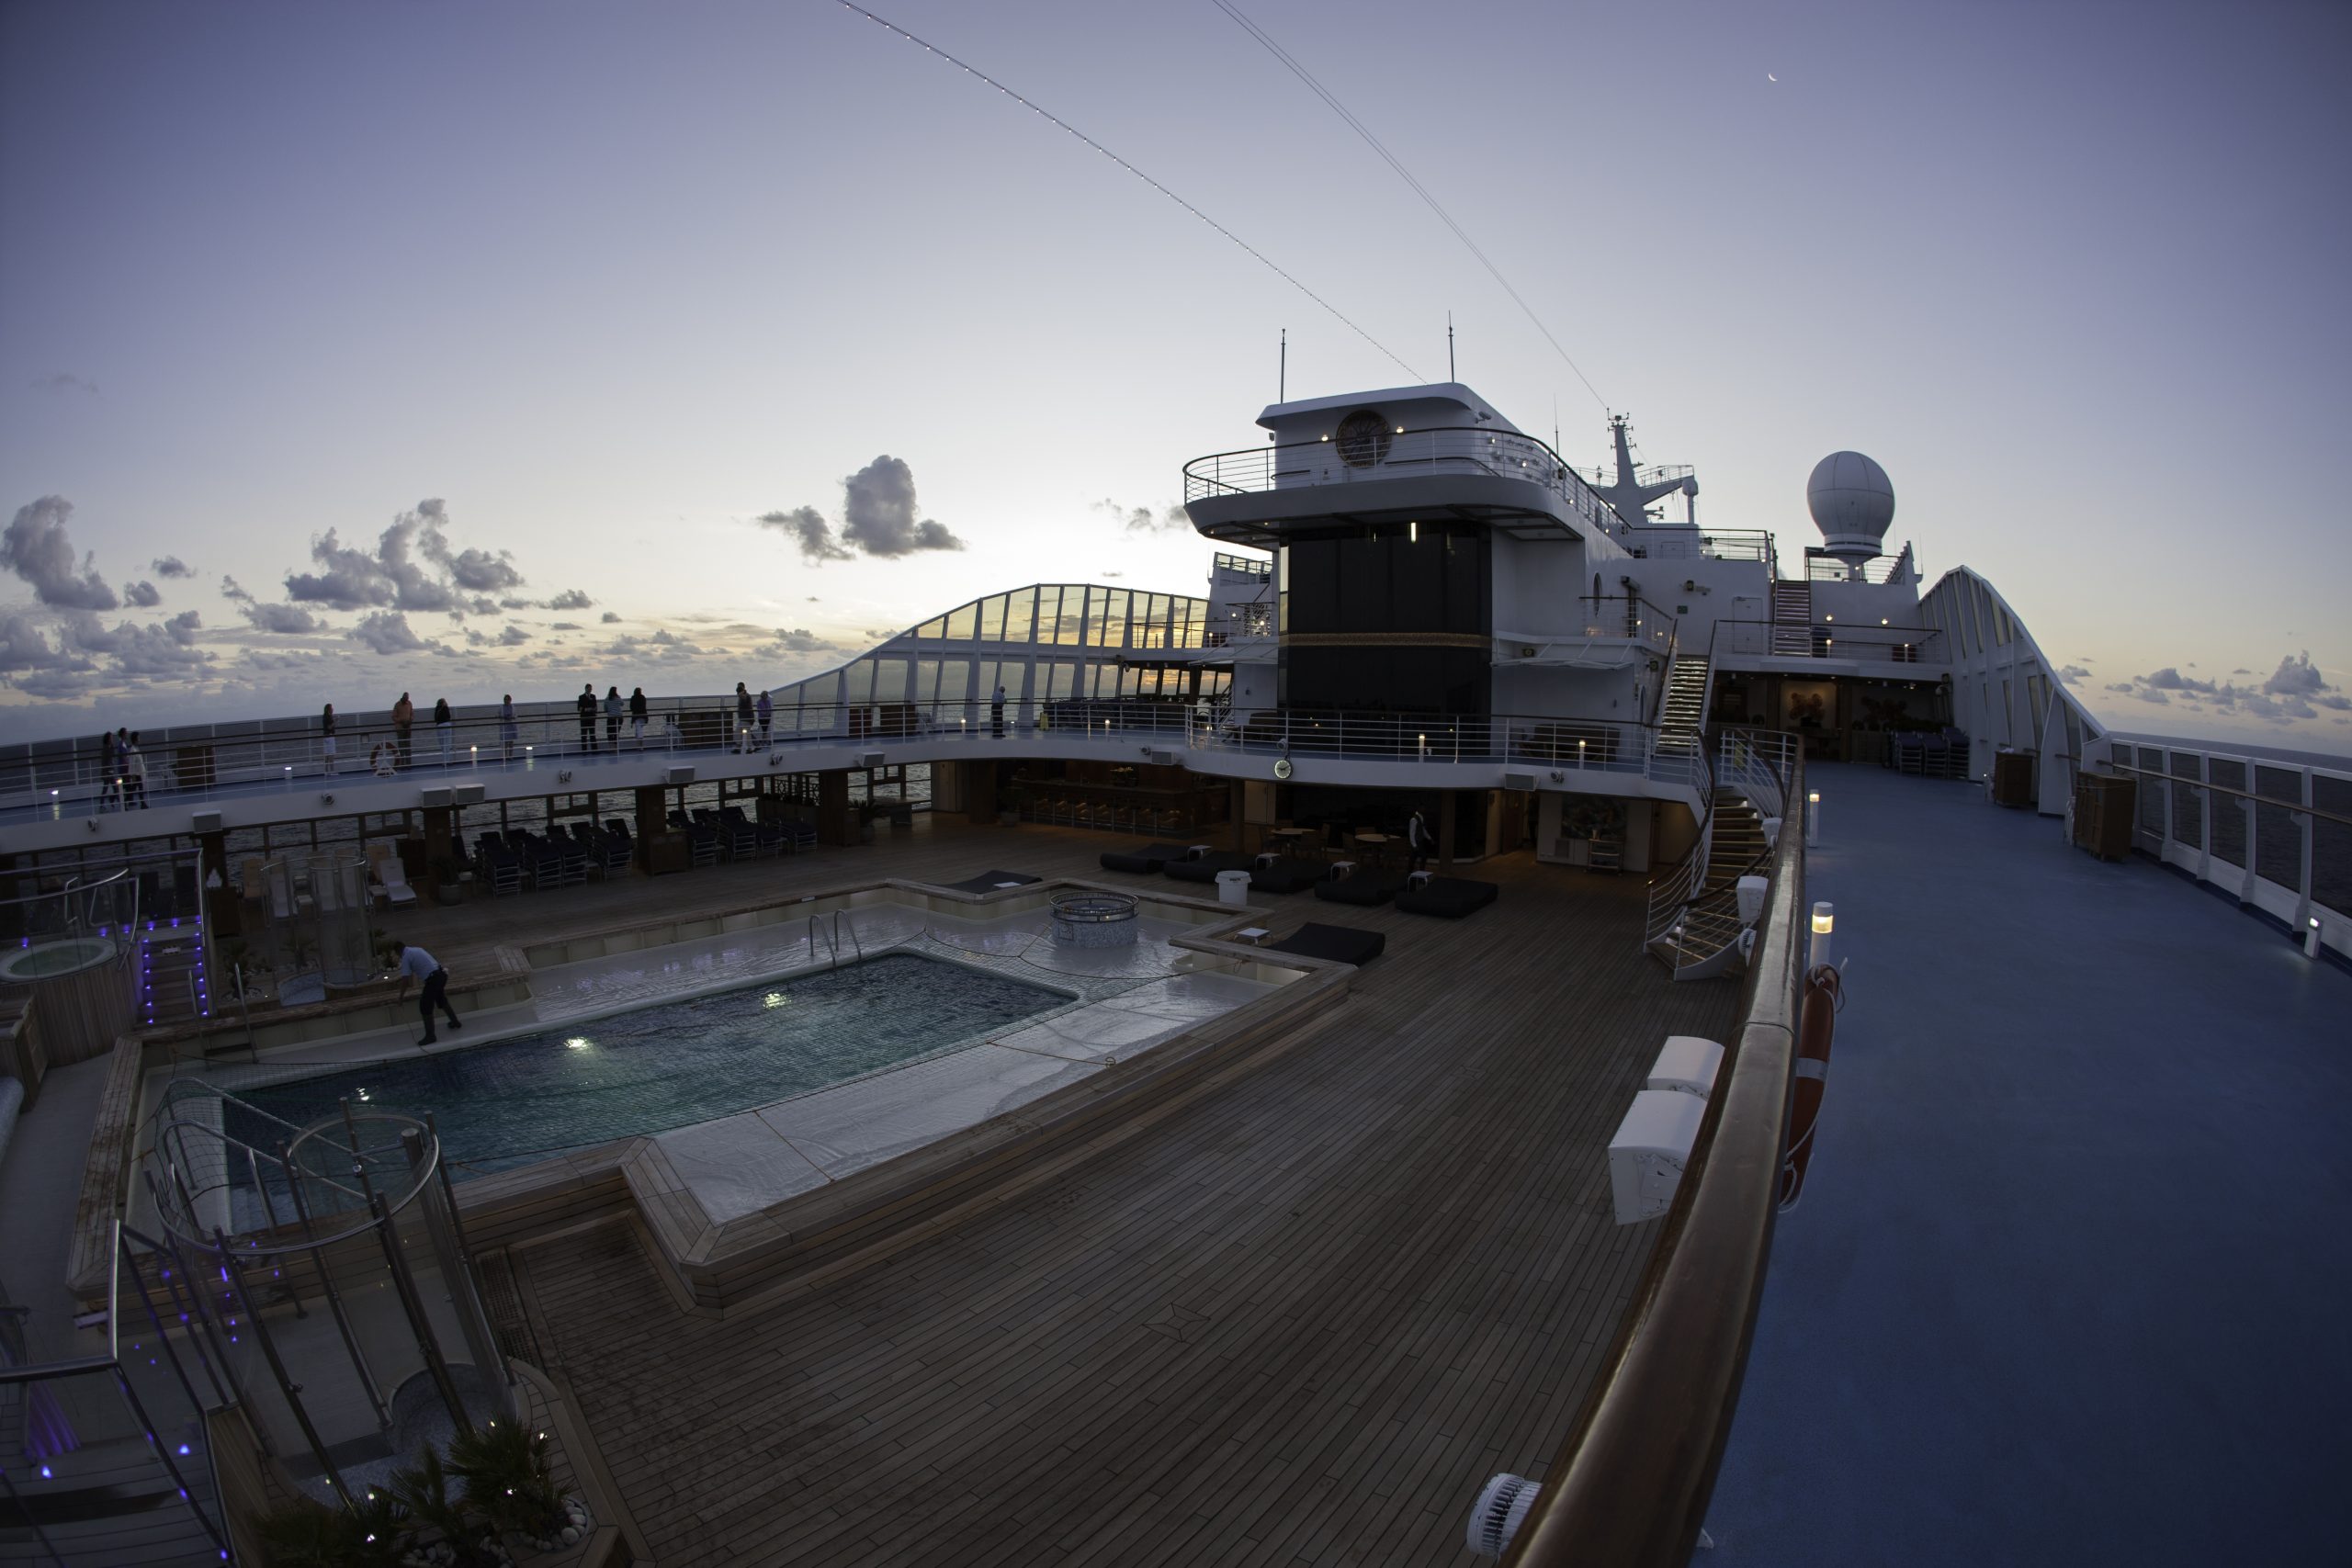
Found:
454,782 -> 486,806
1148,749 -> 1175,766
664,764 -> 695,785
1466,1473 -> 1542,1558
191,810 -> 223,834
858,751 -> 885,770
420,786 -> 453,808
1503,772 -> 1537,792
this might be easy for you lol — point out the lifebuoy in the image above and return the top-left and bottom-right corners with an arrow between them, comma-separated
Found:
1779,963 -> 1842,1211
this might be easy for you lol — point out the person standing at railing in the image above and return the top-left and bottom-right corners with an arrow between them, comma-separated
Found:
321,703 -> 339,775
392,693 -> 414,768
990,682 -> 1006,739
734,682 -> 754,752
1407,807 -> 1431,872
434,696 -> 453,764
628,686 -> 648,748
755,688 -> 773,750
603,685 -> 624,750
124,732 -> 148,808
576,682 -> 597,751
499,694 -> 518,761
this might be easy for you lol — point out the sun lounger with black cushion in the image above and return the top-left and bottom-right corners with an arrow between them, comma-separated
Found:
1313,869 -> 1409,907
1165,851 -> 1257,885
1249,857 -> 1325,895
1264,922 -> 1385,965
942,870 -> 1042,895
1394,875 -> 1499,918
1098,840 -> 1181,874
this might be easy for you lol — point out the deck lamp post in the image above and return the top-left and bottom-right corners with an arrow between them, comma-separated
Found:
2308,916 -> 2324,960
1810,902 -> 1835,969
1806,790 -> 1822,846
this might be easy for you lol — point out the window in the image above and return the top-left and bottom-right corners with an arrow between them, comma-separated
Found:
1005,587 -> 1036,644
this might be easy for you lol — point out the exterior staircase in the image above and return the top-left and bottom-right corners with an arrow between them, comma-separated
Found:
1770,580 -> 1814,655
1648,790 -> 1770,976
1657,654 -> 1712,755
136,924 -> 209,1030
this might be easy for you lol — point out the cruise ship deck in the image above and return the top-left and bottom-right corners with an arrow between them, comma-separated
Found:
1710,763 -> 2350,1565
364,818 -> 1736,1566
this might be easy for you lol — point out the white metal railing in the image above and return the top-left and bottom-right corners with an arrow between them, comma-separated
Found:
2101,739 -> 2351,961
1183,425 -> 1621,536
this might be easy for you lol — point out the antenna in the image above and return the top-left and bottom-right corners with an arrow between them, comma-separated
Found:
1279,327 -> 1286,403
1447,311 -> 1455,381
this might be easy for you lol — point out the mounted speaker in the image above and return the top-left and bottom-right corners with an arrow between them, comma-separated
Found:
857,751 -> 885,770
421,786 -> 453,808
190,810 -> 223,834
665,765 -> 695,785
1148,750 -> 1175,766
453,783 -> 486,806
1503,773 -> 1537,792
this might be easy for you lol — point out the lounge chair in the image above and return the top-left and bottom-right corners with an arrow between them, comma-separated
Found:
1164,850 -> 1255,885
1314,868 -> 1408,907
1098,840 -> 1180,874
942,870 -> 1041,895
1393,875 -> 1498,919
1265,922 -> 1385,965
1248,856 -> 1325,895
368,845 -> 419,908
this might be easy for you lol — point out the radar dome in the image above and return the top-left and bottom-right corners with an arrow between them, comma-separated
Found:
1806,451 -> 1894,565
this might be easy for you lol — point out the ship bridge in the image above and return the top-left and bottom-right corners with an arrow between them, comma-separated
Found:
1182,382 -> 1627,548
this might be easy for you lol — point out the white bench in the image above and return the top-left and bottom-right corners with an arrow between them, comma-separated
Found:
1644,1035 -> 1724,1100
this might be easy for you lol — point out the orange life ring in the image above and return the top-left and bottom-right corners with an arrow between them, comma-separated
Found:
1779,963 -> 1842,1211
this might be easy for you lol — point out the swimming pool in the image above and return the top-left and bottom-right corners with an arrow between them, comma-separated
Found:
224,953 -> 1070,1185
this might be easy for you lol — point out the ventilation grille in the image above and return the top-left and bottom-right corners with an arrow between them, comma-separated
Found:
1466,1473 -> 1541,1558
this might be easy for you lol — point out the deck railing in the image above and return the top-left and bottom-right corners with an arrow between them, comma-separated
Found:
1182,425 -> 1620,535
1503,754 -> 1808,1567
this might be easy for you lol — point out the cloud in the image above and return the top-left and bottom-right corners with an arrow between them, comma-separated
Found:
1092,497 -> 1190,534
3,496 -> 119,609
108,617 -> 212,677
544,588 -> 594,611
0,613 -> 93,675
842,456 -> 964,556
759,506 -> 854,565
284,498 -> 526,615
2263,651 -> 2329,697
241,602 -> 327,635
2112,653 -> 2349,726
548,621 -> 582,632
166,609 -> 202,646
152,556 -> 195,579
123,580 -> 162,607
600,610 -> 622,624
773,626 -> 835,653
220,574 -> 253,601
31,372 -> 97,396
2057,664 -> 2090,680
346,611 -> 435,656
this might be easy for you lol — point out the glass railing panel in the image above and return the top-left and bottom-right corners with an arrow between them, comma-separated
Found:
2312,775 -> 2352,916
2254,765 -> 2304,891
2167,752 -> 2203,850
2209,759 -> 2248,867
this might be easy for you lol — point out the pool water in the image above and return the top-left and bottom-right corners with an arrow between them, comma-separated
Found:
226,953 -> 1069,1181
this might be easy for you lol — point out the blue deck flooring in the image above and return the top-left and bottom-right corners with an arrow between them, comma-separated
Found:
1707,763 -> 2349,1566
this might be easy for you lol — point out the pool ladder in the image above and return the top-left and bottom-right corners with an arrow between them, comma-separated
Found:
808,909 -> 863,970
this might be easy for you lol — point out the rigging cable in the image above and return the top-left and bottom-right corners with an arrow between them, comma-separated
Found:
835,3 -> 1422,383
1209,0 -> 1609,412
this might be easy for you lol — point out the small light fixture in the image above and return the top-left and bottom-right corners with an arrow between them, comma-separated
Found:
1805,790 -> 1822,846
1809,900 -> 1836,967
1409,521 -> 1418,542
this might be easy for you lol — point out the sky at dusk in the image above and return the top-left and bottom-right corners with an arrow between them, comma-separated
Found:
3,0 -> 2347,750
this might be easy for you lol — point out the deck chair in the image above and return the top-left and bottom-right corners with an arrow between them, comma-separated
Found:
368,844 -> 418,908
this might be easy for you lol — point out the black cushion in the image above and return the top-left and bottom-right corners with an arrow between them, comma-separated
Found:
1249,858 -> 1324,895
1394,876 -> 1499,918
1165,852 -> 1255,884
1098,841 -> 1178,874
1314,871 -> 1408,907
1266,922 -> 1385,965
943,870 -> 1042,894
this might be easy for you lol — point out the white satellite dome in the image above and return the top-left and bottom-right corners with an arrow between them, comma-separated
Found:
1806,451 -> 1894,565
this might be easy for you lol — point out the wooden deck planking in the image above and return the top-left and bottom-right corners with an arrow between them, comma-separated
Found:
503,829 -> 1741,1566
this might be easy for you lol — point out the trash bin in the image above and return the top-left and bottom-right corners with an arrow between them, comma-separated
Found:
1216,869 -> 1251,908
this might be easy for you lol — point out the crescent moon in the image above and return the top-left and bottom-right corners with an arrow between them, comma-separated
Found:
1768,73 -> 1778,82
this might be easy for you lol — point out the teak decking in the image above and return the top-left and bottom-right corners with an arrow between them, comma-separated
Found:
466,821 -> 1741,1566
